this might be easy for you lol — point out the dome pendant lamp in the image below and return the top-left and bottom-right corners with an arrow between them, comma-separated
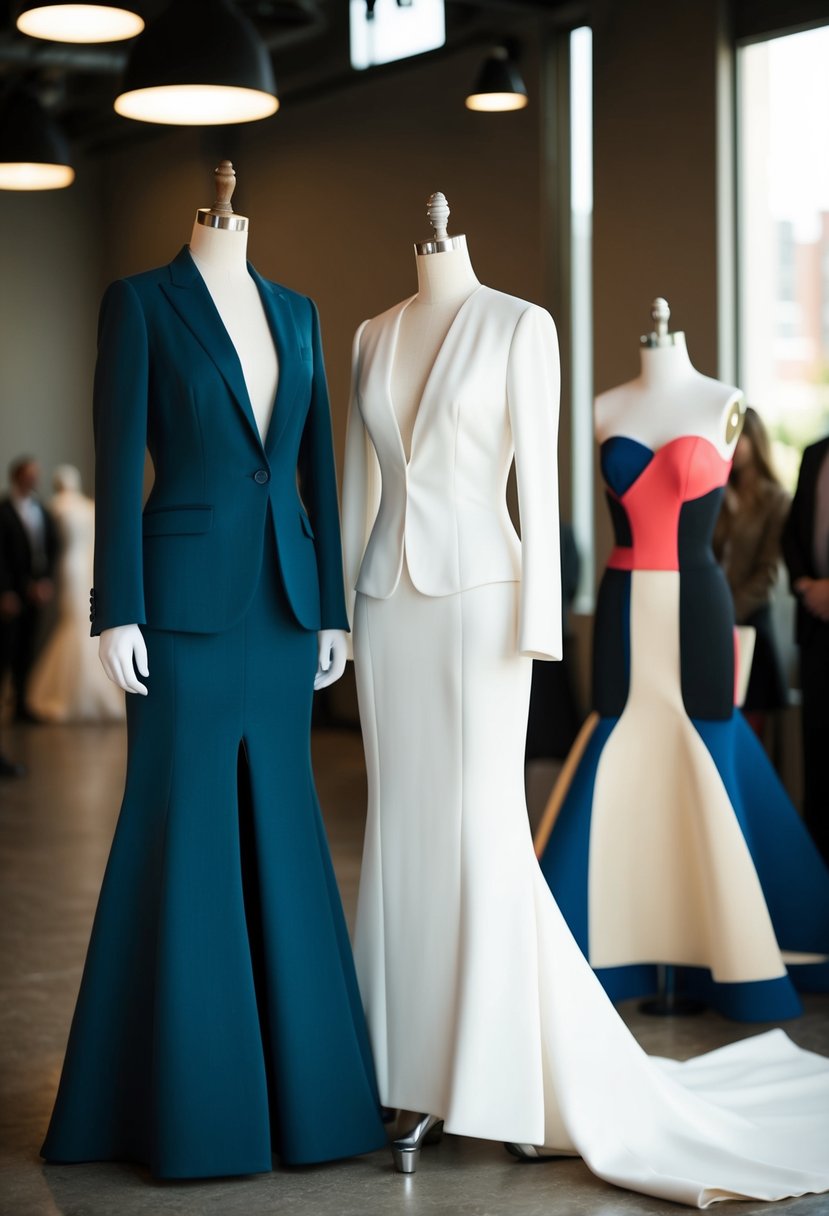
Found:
114,0 -> 279,126
16,2 -> 144,44
465,45 -> 528,113
0,91 -> 75,190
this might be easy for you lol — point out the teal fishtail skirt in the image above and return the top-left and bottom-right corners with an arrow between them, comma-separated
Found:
41,547 -> 386,1178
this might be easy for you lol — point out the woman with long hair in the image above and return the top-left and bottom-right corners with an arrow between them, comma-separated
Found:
714,406 -> 791,737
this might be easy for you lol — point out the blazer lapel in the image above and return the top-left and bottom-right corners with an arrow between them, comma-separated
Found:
161,246 -> 263,453
366,297 -> 412,467
246,264 -> 302,457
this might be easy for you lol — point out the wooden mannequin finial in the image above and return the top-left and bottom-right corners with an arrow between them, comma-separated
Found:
210,160 -> 236,216
195,159 -> 247,232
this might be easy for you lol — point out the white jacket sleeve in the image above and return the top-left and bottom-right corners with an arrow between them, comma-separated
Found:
341,319 -> 381,657
506,305 -> 563,661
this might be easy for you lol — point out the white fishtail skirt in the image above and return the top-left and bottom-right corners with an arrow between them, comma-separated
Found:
352,567 -> 829,1207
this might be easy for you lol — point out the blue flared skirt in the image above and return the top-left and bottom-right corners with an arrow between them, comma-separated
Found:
41,545 -> 385,1178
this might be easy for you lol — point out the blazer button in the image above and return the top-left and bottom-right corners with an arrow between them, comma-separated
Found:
254,469 -> 270,485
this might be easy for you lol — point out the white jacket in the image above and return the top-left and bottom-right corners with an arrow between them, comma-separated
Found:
342,284 -> 562,660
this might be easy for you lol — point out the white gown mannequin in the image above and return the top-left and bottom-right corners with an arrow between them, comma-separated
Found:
28,465 -> 125,722
99,208 -> 347,694
345,210 -> 829,1204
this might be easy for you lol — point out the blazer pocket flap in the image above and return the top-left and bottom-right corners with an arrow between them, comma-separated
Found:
299,511 -> 315,539
299,345 -> 313,362
143,506 -> 213,536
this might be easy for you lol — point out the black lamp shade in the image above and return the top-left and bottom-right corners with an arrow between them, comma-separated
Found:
0,91 -> 75,189
115,0 -> 278,125
466,47 -> 528,112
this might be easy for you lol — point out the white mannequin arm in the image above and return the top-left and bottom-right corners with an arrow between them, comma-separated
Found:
99,624 -> 149,695
314,629 -> 347,690
341,320 -> 380,659
508,306 -> 563,661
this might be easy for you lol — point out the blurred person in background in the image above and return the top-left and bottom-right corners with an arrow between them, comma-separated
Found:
782,431 -> 829,865
0,456 -> 58,726
714,407 -> 790,739
0,537 -> 24,777
28,466 -> 125,723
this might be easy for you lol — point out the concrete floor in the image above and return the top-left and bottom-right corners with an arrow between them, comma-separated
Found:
1,721 -> 828,1216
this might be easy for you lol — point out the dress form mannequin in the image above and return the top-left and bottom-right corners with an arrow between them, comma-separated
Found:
345,221 -> 829,1201
99,161 -> 346,693
391,193 -> 480,459
595,297 -> 745,455
536,295 -> 829,1030
43,162 -> 385,1177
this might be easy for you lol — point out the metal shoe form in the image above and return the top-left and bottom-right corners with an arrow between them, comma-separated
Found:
392,1113 -> 445,1173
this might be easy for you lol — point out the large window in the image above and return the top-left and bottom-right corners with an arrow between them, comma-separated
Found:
738,24 -> 829,483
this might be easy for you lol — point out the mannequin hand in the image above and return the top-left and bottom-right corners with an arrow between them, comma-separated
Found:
99,624 -> 149,695
314,629 -> 347,690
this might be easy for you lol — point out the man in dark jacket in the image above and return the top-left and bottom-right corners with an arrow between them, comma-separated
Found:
0,456 -> 58,735
782,434 -> 829,864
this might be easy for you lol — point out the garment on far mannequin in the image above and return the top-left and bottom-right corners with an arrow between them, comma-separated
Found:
713,478 -> 790,712
28,484 -> 125,723
41,244 -> 385,1179
343,273 -> 829,1207
782,435 -> 829,865
0,493 -> 58,716
536,381 -> 829,1023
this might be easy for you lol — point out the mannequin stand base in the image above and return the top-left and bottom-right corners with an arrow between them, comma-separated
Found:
638,964 -> 706,1018
639,994 -> 706,1017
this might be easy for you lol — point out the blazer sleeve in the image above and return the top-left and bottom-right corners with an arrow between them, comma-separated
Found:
297,298 -> 350,632
341,320 -> 381,657
91,279 -> 149,636
507,305 -> 563,661
781,443 -> 818,590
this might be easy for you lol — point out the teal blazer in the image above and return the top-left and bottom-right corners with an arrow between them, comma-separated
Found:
90,246 -> 348,637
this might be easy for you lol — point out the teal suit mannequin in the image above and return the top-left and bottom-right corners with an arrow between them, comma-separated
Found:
41,247 -> 386,1178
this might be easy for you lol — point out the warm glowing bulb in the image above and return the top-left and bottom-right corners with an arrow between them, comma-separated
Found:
17,5 -> 144,44
0,162 -> 75,190
465,92 -> 528,112
114,85 -> 279,126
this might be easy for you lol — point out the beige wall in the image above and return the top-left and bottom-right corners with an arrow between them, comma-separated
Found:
0,156 -> 104,495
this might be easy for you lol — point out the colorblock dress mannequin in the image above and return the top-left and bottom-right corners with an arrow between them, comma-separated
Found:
536,297 -> 829,1022
41,162 -> 385,1179
343,216 -> 829,1205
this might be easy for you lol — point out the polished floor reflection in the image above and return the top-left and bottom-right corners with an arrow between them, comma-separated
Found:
1,722 -> 828,1216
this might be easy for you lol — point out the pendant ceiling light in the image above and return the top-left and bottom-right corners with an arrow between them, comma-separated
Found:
114,0 -> 278,126
465,46 -> 528,113
16,2 -> 144,44
0,91 -> 75,190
